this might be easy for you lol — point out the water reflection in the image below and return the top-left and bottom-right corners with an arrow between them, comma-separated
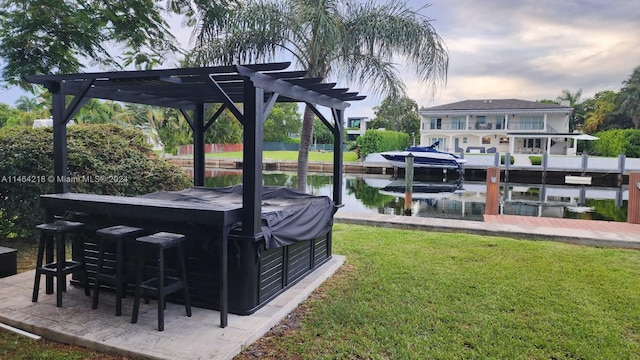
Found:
198,169 -> 628,222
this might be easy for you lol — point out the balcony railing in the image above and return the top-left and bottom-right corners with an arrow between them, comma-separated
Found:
427,121 -> 502,130
425,120 -> 550,132
506,122 -> 544,130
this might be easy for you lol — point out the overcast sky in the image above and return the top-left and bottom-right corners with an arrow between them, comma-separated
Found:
164,0 -> 640,119
360,0 -> 640,118
2,0 -> 639,121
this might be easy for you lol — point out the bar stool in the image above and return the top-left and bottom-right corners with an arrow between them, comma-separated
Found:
92,225 -> 144,316
32,220 -> 90,307
131,232 -> 191,331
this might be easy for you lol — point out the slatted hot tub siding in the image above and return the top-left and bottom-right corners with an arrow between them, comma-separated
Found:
79,227 -> 332,315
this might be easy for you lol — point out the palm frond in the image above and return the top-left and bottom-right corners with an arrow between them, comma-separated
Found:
341,0 -> 448,94
336,53 -> 405,98
193,0 -> 293,65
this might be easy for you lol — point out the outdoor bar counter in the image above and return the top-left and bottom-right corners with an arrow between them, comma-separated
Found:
40,185 -> 335,326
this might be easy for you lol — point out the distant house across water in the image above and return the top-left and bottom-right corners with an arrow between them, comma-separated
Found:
419,99 -> 585,155
345,116 -> 370,141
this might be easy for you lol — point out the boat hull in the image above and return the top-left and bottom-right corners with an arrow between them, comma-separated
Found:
381,152 -> 466,169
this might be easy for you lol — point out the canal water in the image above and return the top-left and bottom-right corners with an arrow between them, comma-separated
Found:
201,169 -> 628,222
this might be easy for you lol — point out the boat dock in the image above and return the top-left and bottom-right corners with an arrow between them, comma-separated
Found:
168,154 -> 638,187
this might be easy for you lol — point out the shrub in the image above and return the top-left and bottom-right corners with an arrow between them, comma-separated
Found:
500,155 -> 515,165
356,130 -> 410,159
0,124 -> 192,239
592,129 -> 640,157
529,156 -> 542,165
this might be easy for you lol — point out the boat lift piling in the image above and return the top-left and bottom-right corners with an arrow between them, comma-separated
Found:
485,167 -> 500,215
404,154 -> 414,215
629,172 -> 640,224
541,153 -> 548,201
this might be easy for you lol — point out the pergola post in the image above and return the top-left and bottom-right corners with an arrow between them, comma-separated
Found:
332,109 -> 344,205
51,85 -> 69,194
193,103 -> 206,187
241,79 -> 264,235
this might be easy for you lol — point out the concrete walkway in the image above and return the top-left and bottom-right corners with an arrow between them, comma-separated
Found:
0,256 -> 344,360
334,211 -> 640,249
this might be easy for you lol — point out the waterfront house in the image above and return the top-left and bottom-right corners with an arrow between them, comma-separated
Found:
345,116 -> 370,141
419,99 -> 577,155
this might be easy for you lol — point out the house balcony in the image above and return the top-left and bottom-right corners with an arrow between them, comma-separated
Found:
425,121 -> 502,131
424,120 -> 547,132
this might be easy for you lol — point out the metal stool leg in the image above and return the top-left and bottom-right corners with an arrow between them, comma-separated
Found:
177,243 -> 192,317
157,246 -> 165,331
32,233 -> 46,303
45,235 -> 54,294
131,249 -> 145,324
55,232 -> 65,307
115,238 -> 124,316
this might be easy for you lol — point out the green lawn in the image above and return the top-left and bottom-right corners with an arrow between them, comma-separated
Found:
3,225 -> 640,359
205,150 -> 358,163
239,224 -> 640,359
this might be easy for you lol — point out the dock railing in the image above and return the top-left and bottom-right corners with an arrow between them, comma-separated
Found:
465,153 -> 640,174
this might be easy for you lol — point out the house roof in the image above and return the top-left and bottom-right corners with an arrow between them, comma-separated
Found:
420,99 -> 572,113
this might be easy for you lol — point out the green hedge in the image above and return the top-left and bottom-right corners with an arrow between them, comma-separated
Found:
501,155 -> 515,165
356,130 -> 410,159
591,129 -> 640,158
0,124 -> 192,239
529,156 -> 542,165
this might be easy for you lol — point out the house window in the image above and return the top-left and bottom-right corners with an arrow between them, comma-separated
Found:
482,136 -> 491,144
475,116 -> 487,129
526,139 -> 541,148
499,137 -> 509,144
430,118 -> 442,129
463,137 -> 467,144
452,116 -> 465,130
495,116 -> 504,129
521,115 -> 543,130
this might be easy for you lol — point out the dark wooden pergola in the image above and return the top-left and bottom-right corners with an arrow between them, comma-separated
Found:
25,62 -> 366,237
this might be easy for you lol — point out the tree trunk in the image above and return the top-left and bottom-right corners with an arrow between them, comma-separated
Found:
297,105 -> 315,192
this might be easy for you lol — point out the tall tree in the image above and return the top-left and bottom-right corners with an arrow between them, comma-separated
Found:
263,103 -> 302,142
0,103 -> 21,128
583,91 -> 618,133
0,0 -> 180,87
15,95 -> 37,113
187,0 -> 448,191
204,105 -> 243,144
74,99 -> 116,124
617,66 -> 640,129
370,96 -> 420,136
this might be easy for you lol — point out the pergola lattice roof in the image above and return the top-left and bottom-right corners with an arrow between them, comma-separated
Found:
24,62 -> 366,110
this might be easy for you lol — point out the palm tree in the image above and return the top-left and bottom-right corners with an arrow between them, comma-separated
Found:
15,95 -> 38,113
583,91 -> 617,133
186,0 -> 448,191
556,89 -> 583,131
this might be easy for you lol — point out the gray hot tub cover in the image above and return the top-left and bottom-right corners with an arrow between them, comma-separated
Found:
139,185 -> 334,249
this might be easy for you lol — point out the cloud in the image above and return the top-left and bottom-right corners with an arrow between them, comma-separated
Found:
387,0 -> 640,113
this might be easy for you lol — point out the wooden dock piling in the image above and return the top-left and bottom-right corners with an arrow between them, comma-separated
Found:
404,154 -> 414,215
628,172 -> 640,224
485,167 -> 500,215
